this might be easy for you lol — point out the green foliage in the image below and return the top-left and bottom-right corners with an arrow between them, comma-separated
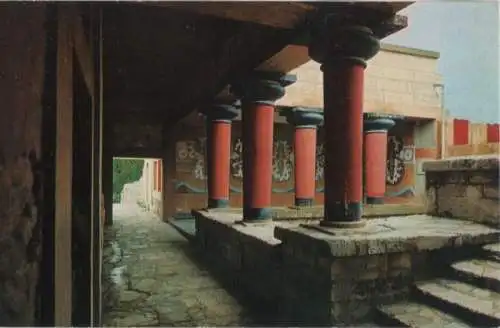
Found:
112,158 -> 145,203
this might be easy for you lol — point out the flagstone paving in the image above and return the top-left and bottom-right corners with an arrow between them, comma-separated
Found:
102,203 -> 256,327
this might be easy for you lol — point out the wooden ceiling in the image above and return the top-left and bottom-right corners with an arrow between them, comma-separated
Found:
147,2 -> 318,29
103,2 -> 410,129
103,3 -> 313,127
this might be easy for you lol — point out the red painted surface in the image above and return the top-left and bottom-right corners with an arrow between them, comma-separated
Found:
153,161 -> 158,191
323,63 -> 365,206
487,123 -> 500,143
242,103 -> 274,209
453,119 -> 469,145
364,131 -> 389,198
294,127 -> 317,200
208,121 -> 232,200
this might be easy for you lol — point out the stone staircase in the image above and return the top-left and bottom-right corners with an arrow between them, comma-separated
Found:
377,243 -> 500,327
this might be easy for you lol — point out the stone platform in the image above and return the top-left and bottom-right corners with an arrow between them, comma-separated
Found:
192,209 -> 500,325
202,202 -> 426,221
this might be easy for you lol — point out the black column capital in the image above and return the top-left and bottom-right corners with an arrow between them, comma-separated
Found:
309,19 -> 380,67
363,113 -> 396,132
231,71 -> 297,105
200,104 -> 239,122
285,107 -> 324,128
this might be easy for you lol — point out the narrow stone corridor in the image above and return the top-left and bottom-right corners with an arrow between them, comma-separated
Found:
102,203 -> 255,327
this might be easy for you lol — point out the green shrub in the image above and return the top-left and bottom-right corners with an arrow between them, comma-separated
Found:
112,158 -> 144,203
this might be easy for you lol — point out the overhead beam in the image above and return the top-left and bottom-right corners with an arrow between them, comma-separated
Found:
144,2 -> 317,29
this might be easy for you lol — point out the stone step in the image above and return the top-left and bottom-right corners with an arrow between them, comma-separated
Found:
415,278 -> 500,326
483,243 -> 500,257
377,301 -> 471,328
451,258 -> 500,291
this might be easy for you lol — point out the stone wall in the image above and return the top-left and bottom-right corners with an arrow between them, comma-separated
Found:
194,210 -> 283,308
0,4 -> 47,325
279,246 -> 417,325
424,156 -> 499,227
194,209 -> 499,325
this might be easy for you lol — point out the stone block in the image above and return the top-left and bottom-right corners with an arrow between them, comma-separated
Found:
424,156 -> 499,227
194,208 -> 500,326
483,185 -> 499,200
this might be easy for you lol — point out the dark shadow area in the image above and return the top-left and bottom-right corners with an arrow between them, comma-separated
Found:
71,49 -> 93,326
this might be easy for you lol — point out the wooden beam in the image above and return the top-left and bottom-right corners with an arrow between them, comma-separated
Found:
72,6 -> 94,95
144,2 -> 316,29
55,5 -> 73,326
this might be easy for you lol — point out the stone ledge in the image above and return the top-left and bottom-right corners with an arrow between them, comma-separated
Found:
199,202 -> 426,221
192,210 -> 500,325
423,155 -> 499,172
275,215 -> 500,258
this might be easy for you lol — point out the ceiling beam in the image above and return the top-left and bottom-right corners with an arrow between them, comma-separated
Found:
142,2 -> 317,29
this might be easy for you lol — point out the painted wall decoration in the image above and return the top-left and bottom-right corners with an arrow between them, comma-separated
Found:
229,138 -> 295,182
385,121 -> 417,199
230,138 -> 243,179
386,136 -> 415,185
176,138 -> 207,180
272,140 -> 293,182
173,122 -> 418,205
315,143 -> 325,181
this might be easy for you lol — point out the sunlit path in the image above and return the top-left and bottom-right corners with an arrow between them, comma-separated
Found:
102,203 -> 254,327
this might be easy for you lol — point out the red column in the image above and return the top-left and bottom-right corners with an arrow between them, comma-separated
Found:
309,24 -> 380,227
363,115 -> 395,204
286,108 -> 323,207
202,104 -> 239,208
232,72 -> 296,222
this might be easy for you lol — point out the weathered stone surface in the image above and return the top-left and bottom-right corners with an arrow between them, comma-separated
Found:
378,301 -> 471,327
451,259 -> 500,287
0,5 -> 47,325
103,204 -> 257,327
415,279 -> 500,322
483,243 -> 500,256
194,206 -> 500,326
423,156 -> 499,172
205,202 -> 426,221
276,215 -> 500,257
424,156 -> 499,227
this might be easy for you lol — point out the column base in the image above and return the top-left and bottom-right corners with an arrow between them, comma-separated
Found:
295,198 -> 314,207
243,207 -> 272,222
325,202 -> 362,221
366,196 -> 384,205
319,219 -> 367,229
208,198 -> 229,209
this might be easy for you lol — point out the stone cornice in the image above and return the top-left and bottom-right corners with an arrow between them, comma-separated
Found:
231,71 -> 297,105
284,107 -> 324,127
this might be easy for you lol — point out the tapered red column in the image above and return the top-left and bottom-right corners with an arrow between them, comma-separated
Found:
285,108 -> 323,207
201,104 -> 239,208
363,114 -> 395,204
309,22 -> 380,227
232,72 -> 296,222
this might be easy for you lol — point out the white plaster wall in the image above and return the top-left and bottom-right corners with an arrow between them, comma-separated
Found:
140,158 -> 163,217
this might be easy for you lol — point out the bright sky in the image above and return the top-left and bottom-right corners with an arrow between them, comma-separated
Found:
383,0 -> 499,123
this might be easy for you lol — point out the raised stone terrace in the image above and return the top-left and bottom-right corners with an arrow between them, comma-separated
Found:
190,155 -> 500,326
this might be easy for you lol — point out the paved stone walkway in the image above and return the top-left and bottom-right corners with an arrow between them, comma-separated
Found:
102,203 -> 256,327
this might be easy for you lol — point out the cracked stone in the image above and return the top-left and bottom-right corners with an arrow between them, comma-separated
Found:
120,290 -> 146,303
102,203 -> 253,327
